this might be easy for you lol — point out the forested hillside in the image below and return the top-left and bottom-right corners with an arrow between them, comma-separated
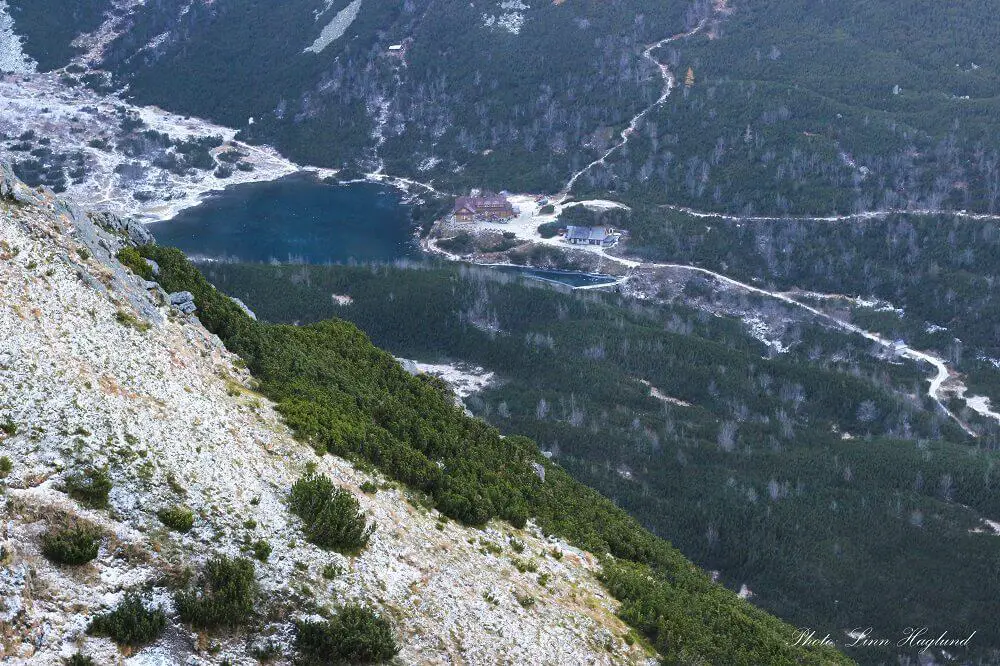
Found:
13,0 -> 1000,213
615,205 -> 1000,422
117,246 -> 850,666
197,260 -> 999,665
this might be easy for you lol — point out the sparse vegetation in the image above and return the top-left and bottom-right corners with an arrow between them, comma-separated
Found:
289,473 -> 375,554
0,418 -> 17,436
0,456 -> 12,478
64,653 -> 95,666
88,592 -> 167,648
175,556 -> 258,630
251,539 -> 272,562
295,604 -> 398,665
511,557 -> 537,574
41,518 -> 102,565
115,309 -> 151,333
322,563 -> 343,580
157,505 -> 195,532
250,640 -> 282,663
64,466 -> 112,509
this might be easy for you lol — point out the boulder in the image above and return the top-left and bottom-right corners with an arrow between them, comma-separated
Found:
144,258 -> 160,276
1,162 -> 34,205
169,291 -> 197,314
88,211 -> 155,246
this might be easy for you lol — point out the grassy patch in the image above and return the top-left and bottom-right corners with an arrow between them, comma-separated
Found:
115,309 -> 151,333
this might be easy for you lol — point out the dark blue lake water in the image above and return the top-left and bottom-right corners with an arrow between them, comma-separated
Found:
148,173 -> 617,288
148,174 -> 418,264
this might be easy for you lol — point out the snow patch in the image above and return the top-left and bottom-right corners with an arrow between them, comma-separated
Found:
743,316 -> 789,353
398,359 -> 495,398
304,0 -> 363,54
639,379 -> 691,407
418,156 -> 442,172
970,518 -> 1000,536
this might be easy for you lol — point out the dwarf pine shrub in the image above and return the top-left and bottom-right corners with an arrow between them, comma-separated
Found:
88,592 -> 166,648
64,466 -> 112,509
157,505 -> 195,532
251,539 -> 271,562
41,518 -> 102,565
289,473 -> 374,554
175,556 -> 258,630
295,604 -> 398,665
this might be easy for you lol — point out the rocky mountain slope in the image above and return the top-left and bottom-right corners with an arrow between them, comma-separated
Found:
0,167 -> 655,664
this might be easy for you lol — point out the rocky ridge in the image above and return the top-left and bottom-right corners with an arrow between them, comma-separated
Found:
0,168 -> 654,665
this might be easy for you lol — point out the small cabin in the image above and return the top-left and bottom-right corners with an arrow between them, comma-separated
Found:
565,226 -> 619,246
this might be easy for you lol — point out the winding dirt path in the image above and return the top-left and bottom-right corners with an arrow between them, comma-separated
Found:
560,19 -> 710,198
577,255 -> 977,436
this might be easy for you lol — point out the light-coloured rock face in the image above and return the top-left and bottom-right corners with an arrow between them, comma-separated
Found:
0,181 -> 654,664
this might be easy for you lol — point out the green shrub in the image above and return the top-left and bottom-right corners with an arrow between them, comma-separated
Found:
175,556 -> 258,630
251,539 -> 272,562
64,653 -> 95,666
117,247 -> 154,280
359,481 -> 378,494
538,204 -> 555,215
88,592 -> 166,648
157,505 -> 195,532
295,604 -> 398,665
0,418 -> 16,436
64,466 -> 112,509
289,473 -> 374,554
322,563 -> 342,580
537,221 -> 562,238
0,456 -> 12,477
41,519 -> 102,565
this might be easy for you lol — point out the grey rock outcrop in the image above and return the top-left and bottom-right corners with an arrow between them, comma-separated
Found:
88,210 -> 155,247
1,162 -> 34,204
169,291 -> 197,314
231,297 -> 258,320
